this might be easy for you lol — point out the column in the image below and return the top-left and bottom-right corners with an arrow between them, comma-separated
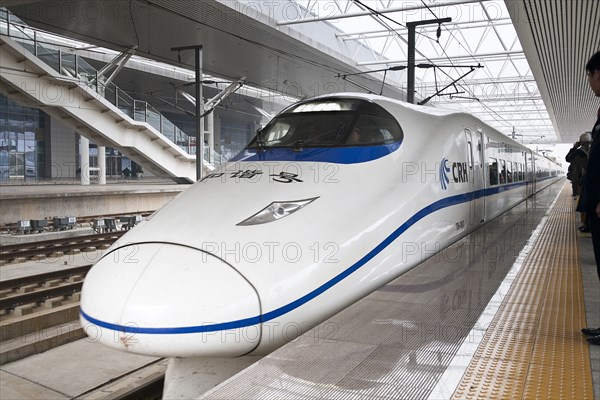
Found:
79,135 -> 90,185
207,112 -> 214,164
98,145 -> 106,185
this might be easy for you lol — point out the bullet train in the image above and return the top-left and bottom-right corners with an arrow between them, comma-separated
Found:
80,93 -> 561,357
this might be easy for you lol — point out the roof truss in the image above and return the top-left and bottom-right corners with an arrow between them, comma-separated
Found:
280,0 -> 559,143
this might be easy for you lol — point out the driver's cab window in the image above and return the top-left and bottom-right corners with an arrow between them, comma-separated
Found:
265,121 -> 292,142
248,98 -> 404,149
347,115 -> 401,145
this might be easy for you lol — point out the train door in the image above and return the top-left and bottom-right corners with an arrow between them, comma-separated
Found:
526,151 -> 535,196
465,128 -> 485,224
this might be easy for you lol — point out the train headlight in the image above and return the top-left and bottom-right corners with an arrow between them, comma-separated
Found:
237,197 -> 318,226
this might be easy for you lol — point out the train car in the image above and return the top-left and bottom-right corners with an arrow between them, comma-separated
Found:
80,93 -> 562,358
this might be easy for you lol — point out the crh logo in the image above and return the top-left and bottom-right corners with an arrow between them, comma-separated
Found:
440,158 -> 469,190
440,158 -> 450,190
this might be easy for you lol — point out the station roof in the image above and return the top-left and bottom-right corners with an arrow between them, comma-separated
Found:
279,0 -> 600,145
4,0 -> 599,145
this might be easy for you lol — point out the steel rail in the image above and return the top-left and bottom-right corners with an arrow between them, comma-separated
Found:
0,281 -> 83,310
0,265 -> 92,290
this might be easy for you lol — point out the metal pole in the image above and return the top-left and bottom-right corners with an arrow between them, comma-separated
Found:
407,25 -> 415,104
195,46 -> 204,181
172,44 -> 204,181
406,18 -> 451,104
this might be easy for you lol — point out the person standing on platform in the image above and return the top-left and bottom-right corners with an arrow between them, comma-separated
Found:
566,133 -> 591,199
567,133 -> 592,232
581,51 -> 600,346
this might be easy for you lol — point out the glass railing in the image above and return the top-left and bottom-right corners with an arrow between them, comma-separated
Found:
0,9 -> 221,166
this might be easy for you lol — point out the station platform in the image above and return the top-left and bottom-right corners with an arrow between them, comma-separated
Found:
200,180 -> 599,400
0,181 -> 190,228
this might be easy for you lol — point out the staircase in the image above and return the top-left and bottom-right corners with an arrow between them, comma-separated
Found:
0,11 -> 219,183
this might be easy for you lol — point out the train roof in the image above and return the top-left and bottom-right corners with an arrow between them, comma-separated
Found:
310,92 -> 467,117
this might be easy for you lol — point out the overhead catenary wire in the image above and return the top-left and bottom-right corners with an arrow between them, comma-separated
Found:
347,0 -> 517,129
418,0 -> 522,129
351,0 -> 479,101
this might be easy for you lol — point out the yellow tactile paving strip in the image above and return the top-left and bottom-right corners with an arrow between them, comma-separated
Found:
451,186 -> 594,400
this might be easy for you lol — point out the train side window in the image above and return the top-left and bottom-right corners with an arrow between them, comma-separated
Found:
506,161 -> 513,183
519,163 -> 524,181
499,160 -> 506,184
488,158 -> 498,186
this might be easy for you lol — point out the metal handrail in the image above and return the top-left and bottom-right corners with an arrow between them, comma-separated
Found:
0,9 -> 222,166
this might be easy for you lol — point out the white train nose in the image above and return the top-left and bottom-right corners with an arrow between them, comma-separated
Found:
80,243 -> 261,357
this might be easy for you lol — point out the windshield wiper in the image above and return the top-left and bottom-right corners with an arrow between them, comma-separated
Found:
293,139 -> 304,152
255,129 -> 266,151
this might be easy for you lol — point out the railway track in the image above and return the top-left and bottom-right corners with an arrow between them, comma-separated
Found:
0,265 -> 92,312
1,264 -> 168,398
0,265 -> 95,364
0,231 -> 125,263
1,213 -> 168,397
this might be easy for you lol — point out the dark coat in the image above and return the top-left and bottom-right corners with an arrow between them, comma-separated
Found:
582,112 -> 600,213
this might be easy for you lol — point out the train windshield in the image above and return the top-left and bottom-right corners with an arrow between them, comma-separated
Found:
248,98 -> 403,149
